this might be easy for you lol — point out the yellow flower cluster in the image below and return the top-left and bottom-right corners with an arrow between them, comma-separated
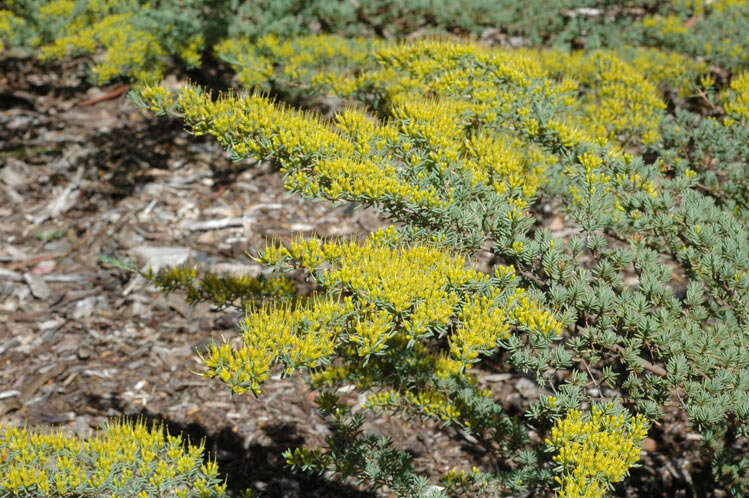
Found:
38,0 -> 76,19
627,47 -> 707,97
39,6 -> 166,84
434,351 -> 469,379
141,84 -> 445,210
177,34 -> 204,69
640,0 -> 749,68
463,131 -> 547,197
364,389 -> 402,410
136,81 -> 174,113
374,39 -> 545,85
287,237 -> 558,352
442,466 -> 485,489
451,295 -> 509,364
210,37 -> 558,205
261,237 -> 475,348
215,35 -> 380,90
722,72 -> 749,122
507,287 -> 563,337
201,298 -> 349,396
642,15 -> 689,36
391,98 -> 464,165
172,86 -> 350,156
540,50 -> 667,145
372,40 -> 559,200
404,389 -> 461,422
0,9 -> 32,52
2,0 -> 212,84
365,386 -> 469,424
0,419 -> 226,497
546,403 -> 648,498
198,236 -> 563,395
210,34 -> 676,217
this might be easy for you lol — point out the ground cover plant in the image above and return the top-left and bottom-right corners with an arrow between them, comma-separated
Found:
0,419 -> 229,497
1,0 -> 747,497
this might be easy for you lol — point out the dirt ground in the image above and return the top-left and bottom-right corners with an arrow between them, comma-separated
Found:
0,54 -> 717,497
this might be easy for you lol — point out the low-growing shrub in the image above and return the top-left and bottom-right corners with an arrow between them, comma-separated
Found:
0,0 -> 216,83
131,34 -> 747,496
0,419 -> 228,497
3,0 -> 747,82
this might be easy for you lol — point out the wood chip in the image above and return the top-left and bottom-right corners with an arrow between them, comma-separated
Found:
24,271 -> 50,300
181,217 -> 247,231
0,267 -> 23,281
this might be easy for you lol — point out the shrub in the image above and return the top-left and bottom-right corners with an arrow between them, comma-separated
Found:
634,0 -> 749,71
4,0 -> 747,83
0,419 -> 228,497
0,0 -> 217,83
133,33 -> 747,496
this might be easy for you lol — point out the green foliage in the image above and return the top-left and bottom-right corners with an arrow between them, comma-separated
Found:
632,0 -> 749,71
0,419 -> 228,497
651,108 -> 749,221
284,392 -> 442,498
